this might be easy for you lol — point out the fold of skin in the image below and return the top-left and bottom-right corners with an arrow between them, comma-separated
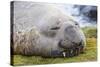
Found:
12,2 -> 86,57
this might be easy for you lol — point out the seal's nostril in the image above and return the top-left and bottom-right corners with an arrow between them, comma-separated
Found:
79,40 -> 84,46
79,40 -> 82,46
78,40 -> 84,53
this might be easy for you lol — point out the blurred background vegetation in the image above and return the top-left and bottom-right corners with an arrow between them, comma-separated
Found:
82,26 -> 97,38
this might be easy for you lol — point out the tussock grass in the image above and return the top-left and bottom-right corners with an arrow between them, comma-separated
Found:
12,38 -> 97,66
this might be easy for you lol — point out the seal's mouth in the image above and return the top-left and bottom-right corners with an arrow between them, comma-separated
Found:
44,40 -> 85,58
58,40 -> 85,57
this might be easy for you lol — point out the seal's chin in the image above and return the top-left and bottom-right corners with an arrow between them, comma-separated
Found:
58,40 -> 85,57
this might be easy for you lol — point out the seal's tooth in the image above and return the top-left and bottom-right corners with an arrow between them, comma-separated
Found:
70,49 -> 73,54
62,52 -> 66,57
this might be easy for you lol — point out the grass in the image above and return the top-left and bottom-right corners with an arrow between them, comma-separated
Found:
12,38 -> 97,66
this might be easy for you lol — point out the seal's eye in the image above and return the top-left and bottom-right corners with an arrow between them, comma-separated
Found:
75,22 -> 80,28
75,23 -> 78,25
74,21 -> 79,26
50,27 -> 60,30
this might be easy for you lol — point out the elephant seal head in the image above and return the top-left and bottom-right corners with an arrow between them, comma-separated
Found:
39,16 -> 86,57
36,6 -> 86,57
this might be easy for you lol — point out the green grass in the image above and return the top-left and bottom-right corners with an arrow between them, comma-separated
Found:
12,38 -> 97,66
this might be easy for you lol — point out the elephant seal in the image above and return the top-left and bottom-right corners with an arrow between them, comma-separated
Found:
11,2 -> 86,57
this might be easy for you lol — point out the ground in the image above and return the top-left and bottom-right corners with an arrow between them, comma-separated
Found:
12,38 -> 97,66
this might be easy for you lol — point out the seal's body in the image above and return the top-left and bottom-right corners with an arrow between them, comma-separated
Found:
12,2 -> 86,57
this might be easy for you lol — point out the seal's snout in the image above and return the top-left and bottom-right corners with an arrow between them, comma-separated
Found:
58,38 -> 85,57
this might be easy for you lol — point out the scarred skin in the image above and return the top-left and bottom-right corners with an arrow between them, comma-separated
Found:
12,2 -> 86,57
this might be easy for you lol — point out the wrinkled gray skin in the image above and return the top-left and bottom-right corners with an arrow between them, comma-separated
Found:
13,2 -> 86,57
